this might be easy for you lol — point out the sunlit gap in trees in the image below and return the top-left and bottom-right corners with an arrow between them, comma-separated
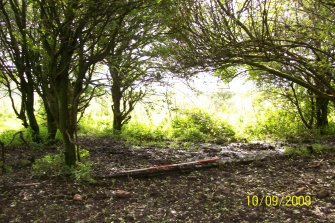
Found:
0,69 -> 259,136
127,72 -> 258,132
0,91 -> 27,132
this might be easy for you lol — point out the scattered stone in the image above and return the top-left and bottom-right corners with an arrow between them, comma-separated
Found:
112,190 -> 131,198
73,194 -> 83,201
317,189 -> 331,199
294,187 -> 306,195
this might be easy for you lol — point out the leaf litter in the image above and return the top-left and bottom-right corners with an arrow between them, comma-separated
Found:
0,137 -> 334,222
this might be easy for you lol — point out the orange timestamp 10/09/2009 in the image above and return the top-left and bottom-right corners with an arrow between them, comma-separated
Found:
246,195 -> 312,207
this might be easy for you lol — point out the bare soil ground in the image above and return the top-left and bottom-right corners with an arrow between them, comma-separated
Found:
0,137 -> 334,223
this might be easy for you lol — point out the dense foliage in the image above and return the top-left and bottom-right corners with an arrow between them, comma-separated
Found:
170,108 -> 235,143
0,0 -> 334,169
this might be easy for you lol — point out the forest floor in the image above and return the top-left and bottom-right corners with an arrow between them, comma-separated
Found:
0,137 -> 335,223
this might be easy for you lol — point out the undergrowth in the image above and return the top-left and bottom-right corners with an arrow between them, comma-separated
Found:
77,108 -> 236,147
284,143 -> 334,157
169,108 -> 235,143
32,149 -> 95,183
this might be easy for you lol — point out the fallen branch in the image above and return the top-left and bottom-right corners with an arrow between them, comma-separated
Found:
0,182 -> 41,190
97,157 -> 222,179
95,156 -> 279,180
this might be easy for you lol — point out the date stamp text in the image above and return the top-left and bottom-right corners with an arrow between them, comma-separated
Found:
246,195 -> 312,207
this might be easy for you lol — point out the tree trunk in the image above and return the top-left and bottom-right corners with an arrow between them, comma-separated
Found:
38,88 -> 58,142
61,129 -> 77,166
56,77 -> 77,166
44,103 -> 57,142
24,83 -> 41,143
315,96 -> 329,131
111,74 -> 123,131
13,89 -> 29,128
113,111 -> 123,131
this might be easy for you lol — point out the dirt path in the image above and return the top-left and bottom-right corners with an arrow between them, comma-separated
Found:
81,139 -> 284,177
0,138 -> 334,222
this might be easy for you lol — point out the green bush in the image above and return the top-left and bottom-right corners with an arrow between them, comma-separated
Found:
176,127 -> 206,142
0,130 -> 23,145
0,129 -> 37,146
32,153 -> 66,176
284,144 -> 333,157
284,146 -> 312,157
32,149 -> 95,183
241,100 -> 307,140
238,92 -> 335,141
0,127 -> 62,147
72,161 -> 95,183
78,115 -> 113,136
170,108 -> 235,143
121,122 -> 167,142
249,109 -> 335,141
310,143 -> 333,153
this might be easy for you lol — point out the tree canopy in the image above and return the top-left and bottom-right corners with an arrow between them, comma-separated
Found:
164,0 -> 335,100
0,0 -> 335,166
0,0 -> 165,165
